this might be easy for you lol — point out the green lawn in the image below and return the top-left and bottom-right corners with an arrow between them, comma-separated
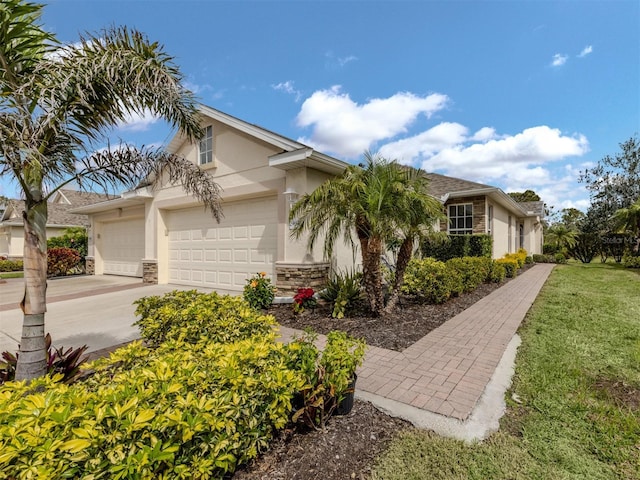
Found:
0,271 -> 23,279
372,262 -> 640,480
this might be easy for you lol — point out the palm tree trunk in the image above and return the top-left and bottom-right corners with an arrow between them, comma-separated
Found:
360,236 -> 384,316
383,237 -> 413,314
15,200 -> 48,381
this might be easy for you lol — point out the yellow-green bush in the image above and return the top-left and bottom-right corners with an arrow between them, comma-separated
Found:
0,259 -> 22,272
401,257 -> 459,304
445,256 -> 488,293
496,257 -> 519,278
134,290 -> 276,347
0,336 -> 303,479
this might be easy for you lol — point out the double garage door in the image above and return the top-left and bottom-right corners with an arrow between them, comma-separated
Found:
167,196 -> 278,292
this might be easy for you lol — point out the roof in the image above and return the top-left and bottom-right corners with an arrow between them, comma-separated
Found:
0,190 -> 114,227
424,172 -> 494,198
517,201 -> 545,217
52,189 -> 114,207
167,104 -> 349,176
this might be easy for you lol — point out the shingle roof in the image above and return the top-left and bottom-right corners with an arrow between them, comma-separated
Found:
1,190 -> 113,227
55,189 -> 114,207
517,201 -> 545,216
424,172 -> 494,198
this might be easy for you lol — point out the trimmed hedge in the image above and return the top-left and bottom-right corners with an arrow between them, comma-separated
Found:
0,259 -> 22,272
47,247 -> 81,277
421,234 -> 492,261
496,258 -> 518,278
402,258 -> 459,304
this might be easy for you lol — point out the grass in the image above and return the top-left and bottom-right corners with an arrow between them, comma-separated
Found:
0,271 -> 23,279
372,262 -> 640,480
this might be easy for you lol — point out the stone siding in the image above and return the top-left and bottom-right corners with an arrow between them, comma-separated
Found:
85,256 -> 95,275
275,262 -> 330,296
442,196 -> 487,234
142,259 -> 158,284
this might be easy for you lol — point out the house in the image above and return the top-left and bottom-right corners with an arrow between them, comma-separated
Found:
0,190 -> 112,260
73,105 -> 543,294
424,173 -> 544,258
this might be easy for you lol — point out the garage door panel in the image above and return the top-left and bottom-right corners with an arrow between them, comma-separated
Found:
101,218 -> 144,277
167,197 -> 277,291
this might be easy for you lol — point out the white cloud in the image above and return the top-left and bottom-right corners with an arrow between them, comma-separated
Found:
296,86 -> 449,158
551,53 -> 568,67
338,55 -> 358,66
578,45 -> 593,57
471,127 -> 498,142
423,126 -> 588,170
272,81 -> 302,102
117,109 -> 159,132
379,122 -> 468,164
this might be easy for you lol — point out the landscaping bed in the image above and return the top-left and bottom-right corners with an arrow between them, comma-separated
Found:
270,265 -> 533,352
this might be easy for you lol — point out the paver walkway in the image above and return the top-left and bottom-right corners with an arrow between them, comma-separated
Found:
279,263 -> 555,424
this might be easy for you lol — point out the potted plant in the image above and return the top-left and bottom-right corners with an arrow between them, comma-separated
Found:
285,329 -> 365,429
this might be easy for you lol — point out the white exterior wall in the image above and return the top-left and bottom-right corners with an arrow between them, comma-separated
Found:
1,225 -> 72,258
490,203 -> 512,258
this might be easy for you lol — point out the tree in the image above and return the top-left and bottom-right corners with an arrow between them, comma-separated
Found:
559,208 -> 586,232
579,136 -> 640,233
508,190 -> 541,202
612,197 -> 640,237
545,224 -> 578,250
289,152 -> 443,316
1,0 -> 222,381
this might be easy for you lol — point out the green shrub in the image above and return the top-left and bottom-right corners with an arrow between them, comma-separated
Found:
445,257 -> 486,293
421,234 -> 492,261
134,290 -> 275,348
0,336 -> 302,479
242,272 -> 276,309
47,247 -> 81,276
496,258 -> 518,278
525,256 -> 534,265
286,330 -> 365,429
488,261 -> 506,283
47,227 -> 88,259
621,252 -> 640,268
401,258 -> 456,304
554,252 -> 568,264
532,253 -> 554,263
0,259 -> 23,272
319,269 -> 362,318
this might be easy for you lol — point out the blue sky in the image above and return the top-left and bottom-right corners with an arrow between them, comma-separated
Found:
3,0 -> 639,211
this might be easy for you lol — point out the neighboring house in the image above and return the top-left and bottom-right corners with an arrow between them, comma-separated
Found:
73,105 -> 543,294
0,190 -> 112,259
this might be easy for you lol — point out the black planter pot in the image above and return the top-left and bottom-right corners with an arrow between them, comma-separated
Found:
335,374 -> 357,416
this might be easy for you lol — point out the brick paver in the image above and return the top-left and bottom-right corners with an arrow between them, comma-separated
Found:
278,263 -> 554,421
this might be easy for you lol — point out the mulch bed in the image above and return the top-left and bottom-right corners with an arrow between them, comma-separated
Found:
231,400 -> 412,480
270,279 -> 516,352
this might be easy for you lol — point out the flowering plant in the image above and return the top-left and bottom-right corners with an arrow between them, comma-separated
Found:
293,287 -> 317,314
243,272 -> 276,309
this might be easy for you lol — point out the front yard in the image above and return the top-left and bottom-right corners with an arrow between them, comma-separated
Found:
371,262 -> 639,479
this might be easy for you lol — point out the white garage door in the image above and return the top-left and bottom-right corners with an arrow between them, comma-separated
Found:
101,218 -> 144,277
167,197 -> 278,291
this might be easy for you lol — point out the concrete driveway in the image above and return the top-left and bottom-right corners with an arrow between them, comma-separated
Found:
0,276 -> 213,355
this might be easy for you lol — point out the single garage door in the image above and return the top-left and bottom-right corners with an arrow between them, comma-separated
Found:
101,218 -> 144,277
167,196 -> 277,291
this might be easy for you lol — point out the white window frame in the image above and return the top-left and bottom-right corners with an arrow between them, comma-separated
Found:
448,203 -> 473,235
487,205 -> 494,235
199,125 -> 213,165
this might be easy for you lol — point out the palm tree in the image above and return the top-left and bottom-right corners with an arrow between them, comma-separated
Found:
1,0 -> 222,381
612,197 -> 640,236
545,224 -> 579,251
290,152 -> 443,316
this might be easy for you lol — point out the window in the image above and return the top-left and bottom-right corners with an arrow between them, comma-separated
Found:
448,204 -> 473,235
199,125 -> 213,165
